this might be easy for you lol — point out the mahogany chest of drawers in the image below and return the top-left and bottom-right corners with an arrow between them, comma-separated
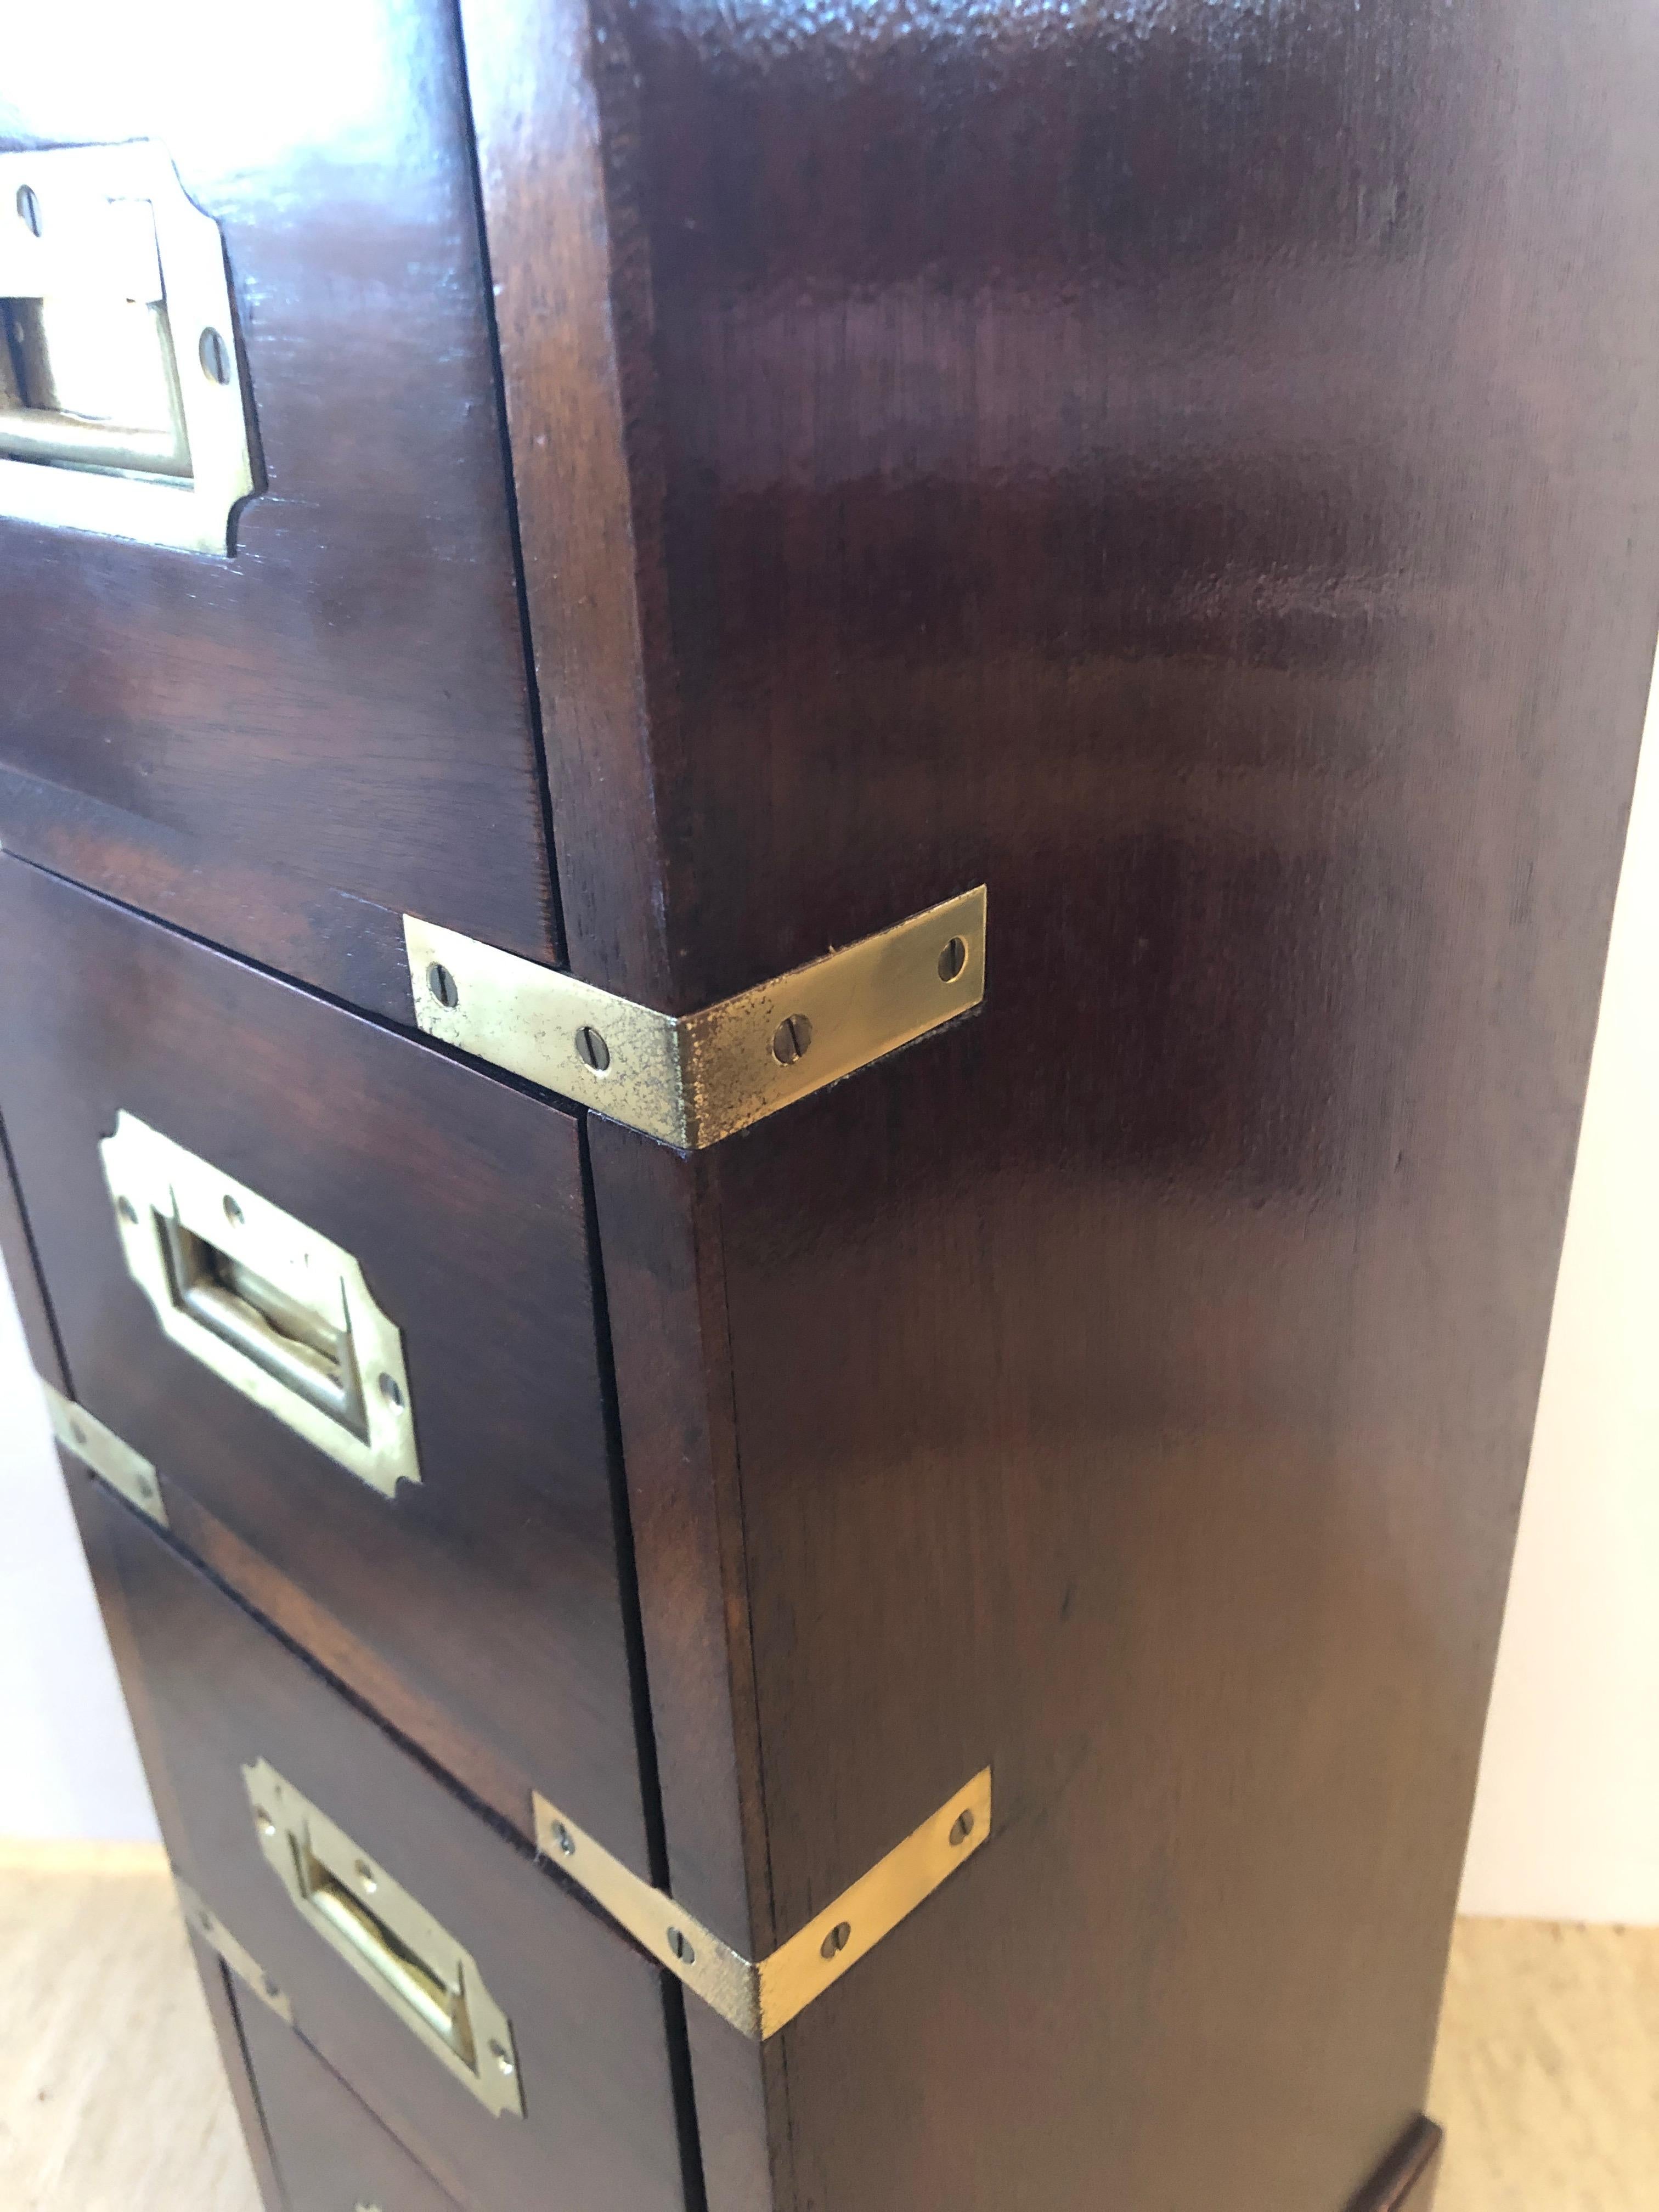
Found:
6,2 -> 1659,2208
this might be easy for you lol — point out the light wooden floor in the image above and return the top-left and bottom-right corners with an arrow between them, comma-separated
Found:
0,1845 -> 1654,2210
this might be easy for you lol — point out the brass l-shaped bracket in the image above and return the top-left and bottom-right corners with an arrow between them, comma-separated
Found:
532,1769 -> 992,2039
404,888 -> 986,1150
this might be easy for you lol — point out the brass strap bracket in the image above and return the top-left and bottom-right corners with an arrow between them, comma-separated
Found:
40,1379 -> 168,1528
533,1768 -> 991,2039
175,1875 -> 294,2025
404,888 -> 987,1150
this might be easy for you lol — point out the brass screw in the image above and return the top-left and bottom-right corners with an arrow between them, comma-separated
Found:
938,935 -> 968,983
667,1927 -> 696,1964
820,1921 -> 851,1961
426,962 -> 460,1009
949,1809 -> 975,1847
489,2040 -> 515,2078
377,1372 -> 404,1409
199,327 -> 233,385
355,1859 -> 378,1894
551,1822 -> 575,1858
772,1014 -> 813,1066
575,1025 -> 611,1073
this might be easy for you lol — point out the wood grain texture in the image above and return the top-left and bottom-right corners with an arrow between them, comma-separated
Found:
0,856 -> 650,1872
523,0 -> 1659,2206
0,0 -> 558,971
459,0 -> 672,1003
1428,1921 -> 1659,2212
70,1476 -> 692,2212
0,765 -> 417,1027
0,1848 -> 264,2212
238,1996 -> 464,2212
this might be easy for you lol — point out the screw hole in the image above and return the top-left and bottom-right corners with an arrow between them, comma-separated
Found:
199,326 -> 232,384
377,1372 -> 404,1409
15,184 -> 41,236
489,2039 -> 516,2077
264,1974 -> 280,1999
254,1808 -> 275,1838
354,1859 -> 377,1894
223,1194 -> 245,1227
574,1025 -> 611,1073
116,1195 -> 138,1225
771,1014 -> 813,1066
949,1808 -> 976,1847
820,1921 -> 852,1960
938,935 -> 968,984
667,1927 -> 695,1963
70,1422 -> 86,1447
426,962 -> 459,1009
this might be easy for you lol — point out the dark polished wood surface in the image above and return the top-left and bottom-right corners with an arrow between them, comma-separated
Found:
238,1997 -> 465,2212
518,0 -> 1659,2207
0,856 -> 649,1870
72,1476 -> 692,2212
187,1934 -> 286,2212
0,1109 -> 65,1393
0,0 -> 558,974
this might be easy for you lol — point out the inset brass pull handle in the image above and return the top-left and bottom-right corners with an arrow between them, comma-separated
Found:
245,1758 -> 522,2119
101,1112 -> 419,1498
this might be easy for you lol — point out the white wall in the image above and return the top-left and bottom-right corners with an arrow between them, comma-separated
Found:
0,1262 -> 156,1839
1457,661 -> 1659,1922
2,692 -> 1656,1905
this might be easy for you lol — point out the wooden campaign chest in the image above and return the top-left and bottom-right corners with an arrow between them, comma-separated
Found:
5,2 -> 1659,2208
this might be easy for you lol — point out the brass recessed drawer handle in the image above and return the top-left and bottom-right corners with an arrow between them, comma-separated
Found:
0,141 -> 258,554
100,1112 -> 419,1499
245,1758 -> 523,2120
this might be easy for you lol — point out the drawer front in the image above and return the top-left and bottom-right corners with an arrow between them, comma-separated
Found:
0,0 -> 557,978
0,856 -> 649,1871
239,1997 -> 464,2212
75,1474 -> 689,2212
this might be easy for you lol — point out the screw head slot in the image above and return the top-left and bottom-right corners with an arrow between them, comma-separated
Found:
574,1025 -> 611,1073
771,1013 -> 814,1066
667,1927 -> 696,1963
377,1372 -> 404,1409
820,1921 -> 852,1960
551,1822 -> 576,1858
938,935 -> 969,983
426,962 -> 460,1009
199,326 -> 232,384
116,1196 -> 139,1224
15,184 -> 41,236
223,1194 -> 245,1227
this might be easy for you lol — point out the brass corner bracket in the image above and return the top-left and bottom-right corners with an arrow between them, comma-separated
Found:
174,1875 -> 292,2025
40,1378 -> 167,1528
533,1768 -> 992,2039
404,888 -> 987,1150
